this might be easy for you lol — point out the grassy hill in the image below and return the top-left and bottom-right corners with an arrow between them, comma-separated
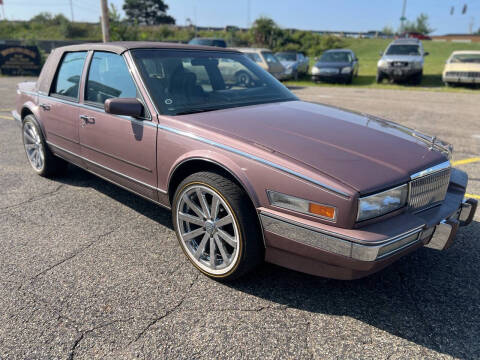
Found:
287,38 -> 480,92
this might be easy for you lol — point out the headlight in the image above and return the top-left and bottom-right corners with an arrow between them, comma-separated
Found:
412,61 -> 422,69
267,190 -> 336,221
284,67 -> 293,75
341,66 -> 352,74
357,184 -> 408,222
311,66 -> 320,75
378,59 -> 388,68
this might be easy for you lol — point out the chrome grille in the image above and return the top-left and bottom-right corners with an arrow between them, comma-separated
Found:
409,168 -> 451,210
445,71 -> 480,78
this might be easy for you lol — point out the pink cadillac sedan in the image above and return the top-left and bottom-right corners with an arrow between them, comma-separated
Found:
13,42 -> 477,280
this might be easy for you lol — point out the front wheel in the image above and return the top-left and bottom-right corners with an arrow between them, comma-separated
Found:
172,171 -> 263,280
376,72 -> 384,84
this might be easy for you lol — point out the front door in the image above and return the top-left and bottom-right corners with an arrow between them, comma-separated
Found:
78,51 -> 158,201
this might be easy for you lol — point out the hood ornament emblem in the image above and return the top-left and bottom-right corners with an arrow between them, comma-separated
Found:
428,136 -> 437,151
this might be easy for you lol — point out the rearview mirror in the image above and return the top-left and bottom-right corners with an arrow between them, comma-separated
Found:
104,98 -> 144,118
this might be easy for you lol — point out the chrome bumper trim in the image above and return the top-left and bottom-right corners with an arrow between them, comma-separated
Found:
12,110 -> 21,126
260,213 -> 424,262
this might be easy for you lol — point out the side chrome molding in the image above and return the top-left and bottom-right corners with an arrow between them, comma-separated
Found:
20,89 -> 351,199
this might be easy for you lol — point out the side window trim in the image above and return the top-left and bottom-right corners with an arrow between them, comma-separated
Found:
83,50 -> 151,120
49,51 -> 88,103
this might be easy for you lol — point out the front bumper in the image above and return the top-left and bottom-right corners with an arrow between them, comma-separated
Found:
312,73 -> 352,83
261,169 -> 477,279
379,67 -> 421,80
443,75 -> 480,84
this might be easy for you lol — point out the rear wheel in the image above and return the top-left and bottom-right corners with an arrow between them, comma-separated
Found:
172,171 -> 263,280
22,115 -> 67,177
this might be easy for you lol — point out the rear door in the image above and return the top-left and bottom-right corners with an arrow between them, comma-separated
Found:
78,51 -> 158,201
41,51 -> 87,156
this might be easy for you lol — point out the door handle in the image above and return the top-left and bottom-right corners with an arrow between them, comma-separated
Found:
39,103 -> 51,111
80,115 -> 95,126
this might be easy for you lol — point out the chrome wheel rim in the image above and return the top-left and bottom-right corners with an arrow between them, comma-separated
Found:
23,122 -> 44,171
176,184 -> 240,275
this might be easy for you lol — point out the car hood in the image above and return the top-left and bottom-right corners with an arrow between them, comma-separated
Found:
314,61 -> 351,69
382,55 -> 423,62
180,101 -> 448,194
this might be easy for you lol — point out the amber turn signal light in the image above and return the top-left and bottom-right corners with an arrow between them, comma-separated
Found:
308,203 -> 336,219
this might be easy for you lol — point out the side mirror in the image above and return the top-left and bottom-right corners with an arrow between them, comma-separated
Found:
104,98 -> 144,118
379,51 -> 383,56
424,52 -> 429,56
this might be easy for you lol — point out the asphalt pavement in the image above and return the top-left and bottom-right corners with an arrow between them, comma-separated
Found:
1,77 -> 479,359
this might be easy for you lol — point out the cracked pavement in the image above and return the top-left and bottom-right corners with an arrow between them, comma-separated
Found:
1,77 -> 479,359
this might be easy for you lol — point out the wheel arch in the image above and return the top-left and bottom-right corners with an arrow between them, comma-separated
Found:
20,103 -> 46,138
167,156 -> 266,249
167,157 -> 259,209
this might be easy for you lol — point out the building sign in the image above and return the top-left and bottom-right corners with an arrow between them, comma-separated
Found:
0,45 -> 41,76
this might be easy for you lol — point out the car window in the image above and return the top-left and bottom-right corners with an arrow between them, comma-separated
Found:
85,51 -> 137,105
132,49 -> 297,116
245,52 -> 262,63
262,52 -> 280,64
276,53 -> 297,62
386,45 -> 420,56
450,54 -> 480,64
51,51 -> 87,99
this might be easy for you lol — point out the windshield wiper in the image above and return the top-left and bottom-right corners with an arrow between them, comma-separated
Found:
175,107 -> 223,115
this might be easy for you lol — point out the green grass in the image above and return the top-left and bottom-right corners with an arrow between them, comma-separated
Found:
285,38 -> 480,92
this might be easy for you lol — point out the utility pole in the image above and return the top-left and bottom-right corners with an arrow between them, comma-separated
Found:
69,0 -> 74,22
0,0 -> 5,20
100,0 -> 110,42
247,0 -> 251,28
400,0 -> 407,32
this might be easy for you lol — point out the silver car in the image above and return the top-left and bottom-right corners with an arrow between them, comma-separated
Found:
275,52 -> 309,80
377,38 -> 429,84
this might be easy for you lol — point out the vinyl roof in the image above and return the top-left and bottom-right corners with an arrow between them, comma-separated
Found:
54,41 -> 240,55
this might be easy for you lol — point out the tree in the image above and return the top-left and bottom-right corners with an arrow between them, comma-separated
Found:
123,0 -> 175,25
403,13 -> 434,34
382,26 -> 394,36
250,17 -> 280,48
109,4 -> 138,40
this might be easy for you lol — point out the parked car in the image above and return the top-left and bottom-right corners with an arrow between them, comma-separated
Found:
275,51 -> 309,80
377,38 -> 428,84
311,49 -> 359,84
234,48 -> 286,80
442,50 -> 480,87
13,42 -> 477,281
188,38 -> 227,48
397,32 -> 432,41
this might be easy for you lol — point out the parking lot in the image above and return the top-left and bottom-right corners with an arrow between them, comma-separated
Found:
1,77 -> 479,359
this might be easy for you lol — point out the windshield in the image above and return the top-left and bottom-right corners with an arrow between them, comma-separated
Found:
320,52 -> 351,63
450,54 -> 480,64
131,49 -> 297,116
276,53 -> 296,61
261,52 -> 280,64
386,45 -> 420,56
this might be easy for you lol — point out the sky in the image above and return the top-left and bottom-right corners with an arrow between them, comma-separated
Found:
4,0 -> 480,35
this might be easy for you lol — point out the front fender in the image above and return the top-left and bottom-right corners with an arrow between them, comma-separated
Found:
167,149 -> 260,208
